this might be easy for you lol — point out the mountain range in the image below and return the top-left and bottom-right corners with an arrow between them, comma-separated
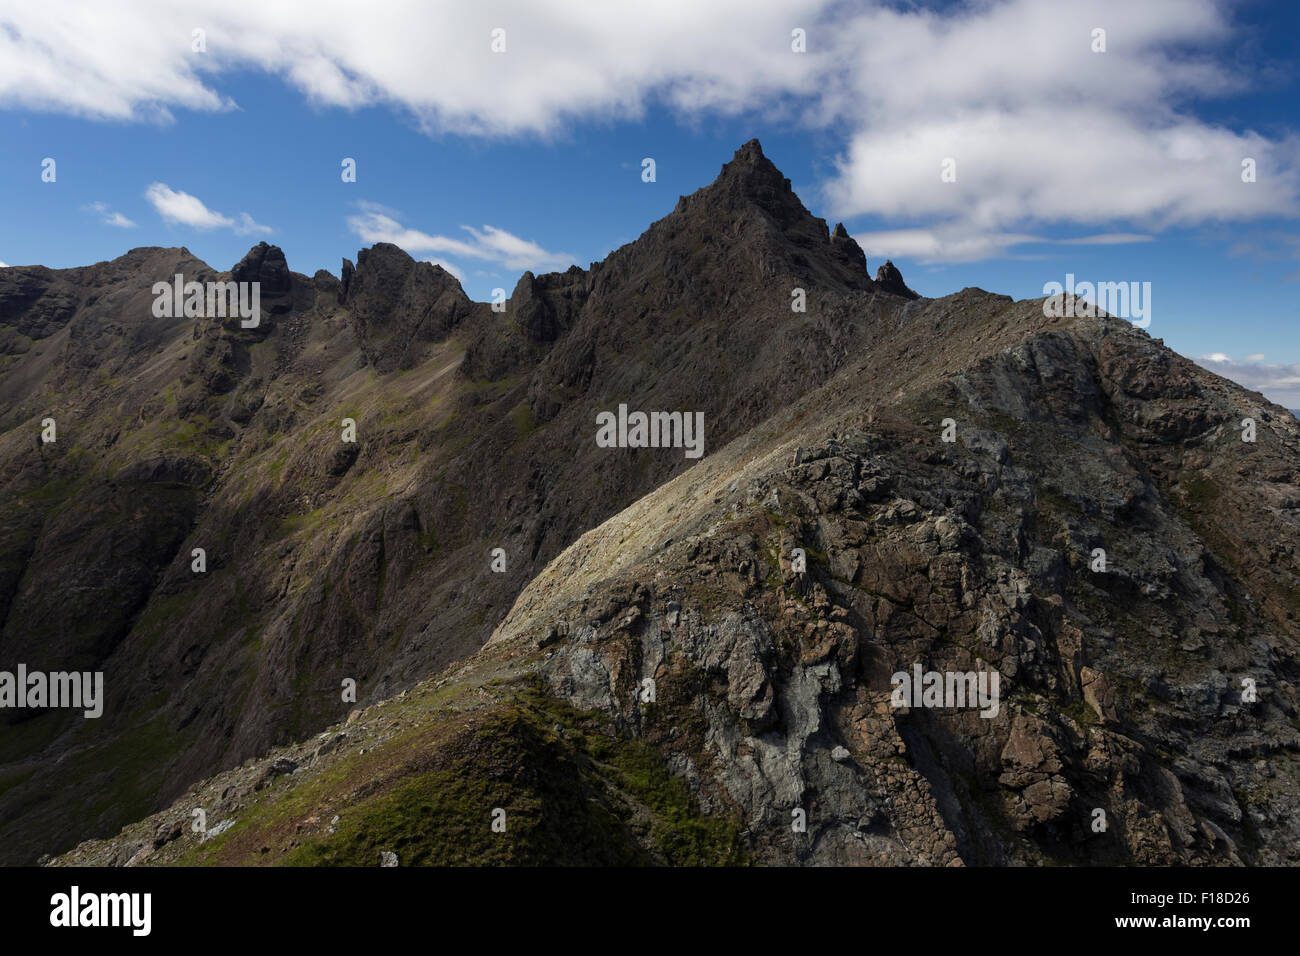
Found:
2,141 -> 1298,866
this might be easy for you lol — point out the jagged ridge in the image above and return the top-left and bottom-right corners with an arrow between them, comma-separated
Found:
1,140 -> 918,863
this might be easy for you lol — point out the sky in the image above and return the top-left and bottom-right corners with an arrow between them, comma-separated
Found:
1,0 -> 1298,406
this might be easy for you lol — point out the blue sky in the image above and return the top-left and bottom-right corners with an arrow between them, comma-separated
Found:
1,0 -> 1298,404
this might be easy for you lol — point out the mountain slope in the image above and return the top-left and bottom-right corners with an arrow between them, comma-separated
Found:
53,290 -> 1300,867
2,141 -> 921,863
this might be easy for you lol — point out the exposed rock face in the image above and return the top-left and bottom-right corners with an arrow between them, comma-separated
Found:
830,222 -> 868,278
0,266 -> 77,342
875,260 -> 919,299
665,140 -> 876,294
230,241 -> 297,321
340,242 -> 477,371
8,140 -> 1299,868
483,313 -> 1300,865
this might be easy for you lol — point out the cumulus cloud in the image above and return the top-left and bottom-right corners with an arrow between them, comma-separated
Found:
144,183 -> 271,235
0,0 -> 822,132
1196,354 -> 1300,410
349,202 -> 574,274
852,227 -> 1155,263
84,201 -> 137,228
232,211 -> 272,236
1,1 -> 1296,262
818,0 -> 1299,260
459,225 -> 574,271
0,261 -> 8,268
424,258 -> 465,283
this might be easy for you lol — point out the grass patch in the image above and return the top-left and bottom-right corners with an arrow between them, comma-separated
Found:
266,681 -> 747,866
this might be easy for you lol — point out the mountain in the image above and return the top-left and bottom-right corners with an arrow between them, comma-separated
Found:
2,141 -> 901,864
5,142 -> 1299,867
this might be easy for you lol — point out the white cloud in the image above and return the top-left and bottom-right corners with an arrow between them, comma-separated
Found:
1196,354 -> 1300,409
0,261 -> 8,268
826,110 -> 1295,250
853,226 -> 1154,264
349,203 -> 573,274
1060,235 -> 1157,247
852,228 -> 1025,263
145,183 -> 233,229
346,204 -> 480,259
816,0 -> 1299,246
423,258 -> 465,283
84,201 -> 137,228
1,1 -> 1296,263
460,225 -> 572,271
144,182 -> 270,235
0,1 -> 823,132
233,211 -> 272,236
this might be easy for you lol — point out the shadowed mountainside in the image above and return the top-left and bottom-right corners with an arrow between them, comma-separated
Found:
4,141 -> 923,863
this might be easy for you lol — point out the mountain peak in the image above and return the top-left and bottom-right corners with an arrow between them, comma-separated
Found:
711,137 -> 797,213
653,141 -> 875,293
729,136 -> 769,165
232,241 -> 287,278
342,241 -> 474,371
875,259 -> 919,299
230,241 -> 293,320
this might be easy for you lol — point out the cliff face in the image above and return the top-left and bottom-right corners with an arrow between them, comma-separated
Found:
7,142 -> 1299,867
485,310 -> 1300,864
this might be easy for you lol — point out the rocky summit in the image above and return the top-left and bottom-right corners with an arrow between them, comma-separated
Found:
1,142 -> 1297,867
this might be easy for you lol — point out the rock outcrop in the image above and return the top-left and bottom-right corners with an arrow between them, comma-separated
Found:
875,259 -> 919,299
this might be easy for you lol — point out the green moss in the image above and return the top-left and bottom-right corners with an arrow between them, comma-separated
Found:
16,475 -> 82,506
44,712 -> 197,852
606,740 -> 746,866
804,544 -> 831,572
1059,695 -> 1099,729
760,537 -> 782,589
283,696 -> 645,865
278,507 -> 331,537
252,681 -> 749,867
